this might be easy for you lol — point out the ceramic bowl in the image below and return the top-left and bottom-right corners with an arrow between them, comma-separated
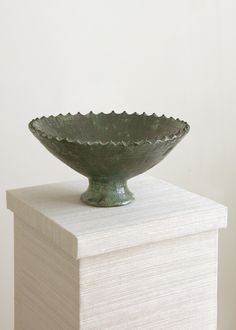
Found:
29,112 -> 190,207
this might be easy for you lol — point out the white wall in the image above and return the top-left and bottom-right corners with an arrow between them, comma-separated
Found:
0,0 -> 235,329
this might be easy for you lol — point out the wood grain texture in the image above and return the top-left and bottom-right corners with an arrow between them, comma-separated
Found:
14,215 -> 219,330
14,217 -> 79,330
7,175 -> 227,259
80,230 -> 218,329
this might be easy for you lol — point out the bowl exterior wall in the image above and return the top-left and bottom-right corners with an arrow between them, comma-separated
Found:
32,133 -> 183,180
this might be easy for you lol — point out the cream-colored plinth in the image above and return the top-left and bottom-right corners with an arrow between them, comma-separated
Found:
7,175 -> 227,330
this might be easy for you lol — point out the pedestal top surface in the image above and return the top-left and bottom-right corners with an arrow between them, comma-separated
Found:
7,175 -> 227,259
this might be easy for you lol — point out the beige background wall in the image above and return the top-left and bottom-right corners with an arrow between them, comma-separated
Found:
0,0 -> 235,329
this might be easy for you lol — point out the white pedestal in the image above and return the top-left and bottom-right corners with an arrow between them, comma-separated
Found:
7,175 -> 227,330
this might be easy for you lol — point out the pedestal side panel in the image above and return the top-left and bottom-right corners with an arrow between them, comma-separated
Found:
14,216 -> 80,330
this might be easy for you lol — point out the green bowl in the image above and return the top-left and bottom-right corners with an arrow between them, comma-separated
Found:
29,112 -> 190,207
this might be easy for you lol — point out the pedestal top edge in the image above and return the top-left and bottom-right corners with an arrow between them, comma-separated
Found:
6,174 -> 227,259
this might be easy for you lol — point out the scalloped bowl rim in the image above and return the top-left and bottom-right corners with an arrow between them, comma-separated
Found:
28,111 -> 190,147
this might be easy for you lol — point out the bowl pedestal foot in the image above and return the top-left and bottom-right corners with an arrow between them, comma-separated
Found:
81,178 -> 134,207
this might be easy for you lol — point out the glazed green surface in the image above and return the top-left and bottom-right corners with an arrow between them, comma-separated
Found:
29,112 -> 190,207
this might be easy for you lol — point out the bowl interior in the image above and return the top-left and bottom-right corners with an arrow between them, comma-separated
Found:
31,112 -> 187,143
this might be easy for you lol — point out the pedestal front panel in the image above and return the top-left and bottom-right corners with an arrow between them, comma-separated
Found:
80,231 -> 218,329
